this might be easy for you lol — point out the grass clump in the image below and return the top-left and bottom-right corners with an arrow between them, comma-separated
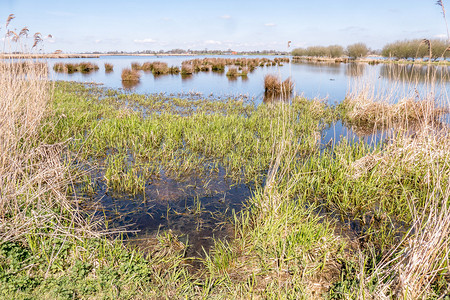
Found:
181,62 -> 195,75
264,74 -> 294,97
121,68 -> 140,82
52,62 -> 99,73
104,62 -> 113,72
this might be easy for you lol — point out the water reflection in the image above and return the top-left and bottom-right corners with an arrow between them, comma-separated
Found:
263,91 -> 291,103
46,55 -> 450,104
122,80 -> 140,90
346,63 -> 366,77
292,61 -> 343,75
181,74 -> 193,81
379,63 -> 450,83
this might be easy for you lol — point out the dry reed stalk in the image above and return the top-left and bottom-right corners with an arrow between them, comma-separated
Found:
151,61 -> 169,75
344,60 -> 450,298
181,62 -> 194,75
0,18 -> 107,246
104,62 -> 114,72
264,74 -> 294,99
264,74 -> 280,92
121,68 -> 140,81
0,55 -> 98,244
370,163 -> 450,299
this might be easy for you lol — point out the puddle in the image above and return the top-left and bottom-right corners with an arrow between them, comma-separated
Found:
78,167 -> 252,260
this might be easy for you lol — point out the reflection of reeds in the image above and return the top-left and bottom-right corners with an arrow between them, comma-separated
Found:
121,79 -> 140,90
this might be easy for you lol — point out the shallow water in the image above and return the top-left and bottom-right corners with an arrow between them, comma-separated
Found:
48,55 -> 450,105
80,166 -> 252,257
62,56 -> 450,258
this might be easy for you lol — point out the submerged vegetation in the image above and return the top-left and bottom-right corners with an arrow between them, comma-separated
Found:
3,11 -> 450,300
5,62 -> 448,297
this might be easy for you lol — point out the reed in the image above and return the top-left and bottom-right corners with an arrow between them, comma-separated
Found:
121,68 -> 141,81
151,61 -> 169,75
181,62 -> 194,75
226,66 -> 238,77
264,74 -> 294,96
104,62 -> 114,72
141,62 -> 154,72
52,62 -> 99,73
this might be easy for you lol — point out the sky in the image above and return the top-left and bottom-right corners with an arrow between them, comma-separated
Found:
0,0 -> 447,53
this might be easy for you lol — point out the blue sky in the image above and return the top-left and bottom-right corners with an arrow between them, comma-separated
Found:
0,0 -> 447,53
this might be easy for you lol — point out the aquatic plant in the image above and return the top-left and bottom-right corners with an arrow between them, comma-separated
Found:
121,68 -> 141,82
52,62 -> 99,73
226,67 -> 238,77
151,61 -> 169,75
264,74 -> 294,96
104,62 -> 114,72
181,62 -> 194,75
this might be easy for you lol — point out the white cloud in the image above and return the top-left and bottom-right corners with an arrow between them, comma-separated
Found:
434,34 -> 448,39
134,38 -> 157,44
221,15 -> 231,19
264,23 -> 276,27
43,35 -> 55,43
205,40 -> 222,45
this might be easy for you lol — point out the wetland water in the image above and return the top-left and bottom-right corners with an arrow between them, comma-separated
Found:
54,56 -> 450,257
49,55 -> 450,104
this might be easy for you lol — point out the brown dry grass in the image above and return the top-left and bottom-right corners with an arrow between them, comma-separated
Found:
104,63 -> 114,72
0,54 -> 98,244
121,68 -> 141,81
343,66 -> 450,298
264,74 -> 294,97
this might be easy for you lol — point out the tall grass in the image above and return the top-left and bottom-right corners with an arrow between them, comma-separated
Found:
104,62 -> 114,72
264,74 -> 294,96
0,40 -> 96,247
121,68 -> 141,82
337,59 -> 450,298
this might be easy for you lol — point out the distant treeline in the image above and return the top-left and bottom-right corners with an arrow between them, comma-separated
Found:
98,49 -> 290,55
291,39 -> 450,60
381,39 -> 450,60
291,43 -> 370,59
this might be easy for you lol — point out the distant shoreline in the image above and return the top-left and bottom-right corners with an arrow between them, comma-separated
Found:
0,53 -> 203,59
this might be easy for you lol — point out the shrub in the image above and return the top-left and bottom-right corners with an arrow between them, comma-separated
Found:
346,43 -> 369,59
381,39 -> 449,60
